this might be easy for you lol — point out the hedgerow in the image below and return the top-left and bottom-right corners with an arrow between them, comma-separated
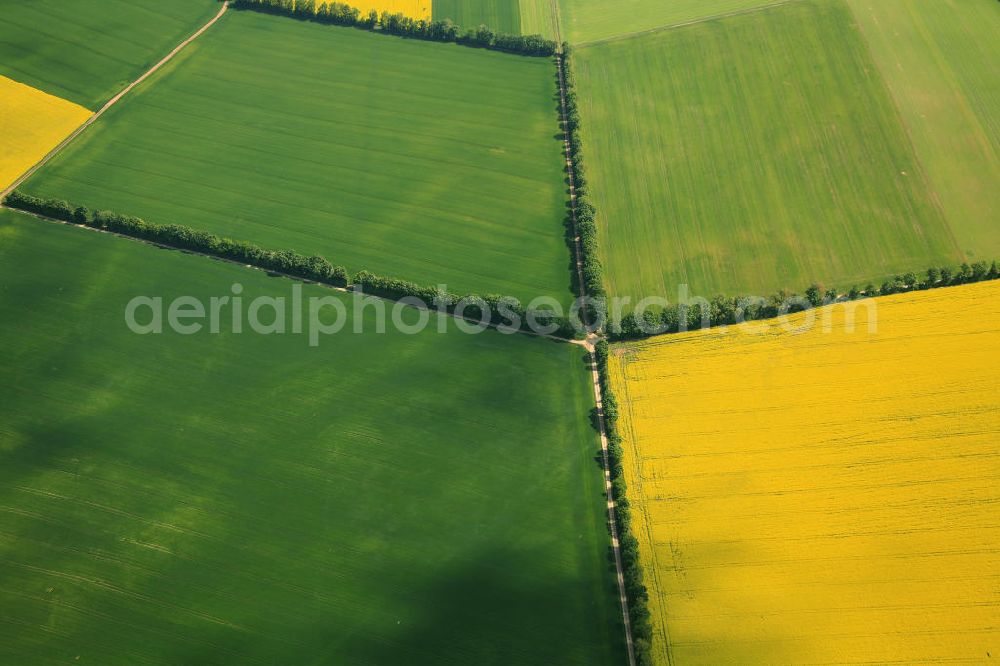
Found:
559,45 -> 606,321
6,190 -> 347,286
353,271 -> 577,337
609,263 -> 1000,341
4,191 -> 578,338
230,0 -> 557,56
593,339 -> 654,665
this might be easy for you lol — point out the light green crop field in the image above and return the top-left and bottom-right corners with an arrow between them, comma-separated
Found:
0,209 -> 624,665
558,0 -> 784,45
22,11 -> 572,307
0,0 -> 219,109
574,0 -> 961,301
519,0 -> 560,40
846,0 -> 1000,262
432,0 -> 522,34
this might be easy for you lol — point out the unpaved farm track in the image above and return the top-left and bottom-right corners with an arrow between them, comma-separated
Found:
555,48 -> 638,666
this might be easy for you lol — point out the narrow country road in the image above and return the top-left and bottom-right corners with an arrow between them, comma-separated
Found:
555,50 -> 639,666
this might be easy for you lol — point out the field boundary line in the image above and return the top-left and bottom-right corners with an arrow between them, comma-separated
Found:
0,205 -> 579,345
841,0 -> 964,262
575,0 -> 806,49
555,53 -> 638,666
0,2 -> 231,201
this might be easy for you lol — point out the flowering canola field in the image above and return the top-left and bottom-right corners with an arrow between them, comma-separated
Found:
341,0 -> 430,20
610,281 -> 1000,664
0,76 -> 91,191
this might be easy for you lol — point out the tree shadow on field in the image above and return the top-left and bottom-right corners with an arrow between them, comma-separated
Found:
177,548 -> 618,665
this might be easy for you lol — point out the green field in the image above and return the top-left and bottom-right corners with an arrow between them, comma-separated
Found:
846,0 -> 1000,261
429,0 -> 557,39
432,0 -> 521,34
0,0 -> 219,109
0,209 -> 623,664
519,0 -> 560,40
574,0 -> 961,301
22,11 -> 572,307
558,0 -> 783,44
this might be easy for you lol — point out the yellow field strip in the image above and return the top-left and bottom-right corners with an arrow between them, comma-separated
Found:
0,76 -> 92,192
324,0 -> 429,20
611,281 -> 1000,664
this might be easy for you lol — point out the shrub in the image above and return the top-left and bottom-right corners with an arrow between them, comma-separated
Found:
607,258 -> 1000,341
5,191 -> 348,287
559,48 -> 607,327
590,339 -> 656,664
352,270 -> 576,338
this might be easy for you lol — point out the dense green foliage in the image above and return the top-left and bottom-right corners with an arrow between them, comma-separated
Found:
352,270 -> 577,337
232,0 -> 556,55
0,0 -> 219,108
574,0 -> 962,302
23,11 -> 571,307
5,191 -> 349,287
593,340 -> 654,664
608,262 -> 1000,340
0,208 -> 624,664
559,46 -> 605,310
5,191 -> 584,338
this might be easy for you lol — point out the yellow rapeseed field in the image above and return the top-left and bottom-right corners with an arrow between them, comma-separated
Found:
0,75 -> 91,192
346,0 -> 430,21
610,281 -> 1000,665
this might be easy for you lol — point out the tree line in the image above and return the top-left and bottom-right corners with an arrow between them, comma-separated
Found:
558,55 -> 660,658
611,262 -> 1000,340
593,339 -> 655,665
559,46 -> 607,324
5,191 -> 348,287
4,191 -> 579,338
352,270 -> 576,337
230,0 -> 557,56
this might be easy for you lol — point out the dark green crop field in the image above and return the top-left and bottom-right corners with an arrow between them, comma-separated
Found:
0,209 -> 623,664
0,0 -> 219,109
433,0 -> 521,34
22,10 -> 572,307
574,0 -> 962,301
